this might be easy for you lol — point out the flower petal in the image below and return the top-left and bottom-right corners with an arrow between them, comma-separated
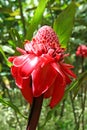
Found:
60,63 -> 74,69
32,64 -> 57,97
8,56 -> 17,62
13,54 -> 30,67
60,63 -> 76,78
51,62 -> 66,85
16,47 -> 27,54
19,55 -> 53,78
49,77 -> 65,108
64,72 -> 72,84
44,84 -> 54,98
11,66 -> 33,103
19,56 -> 40,77
11,66 -> 22,88
21,77 -> 33,104
44,69 -> 65,98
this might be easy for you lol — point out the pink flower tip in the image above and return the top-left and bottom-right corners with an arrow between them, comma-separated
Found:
76,44 -> 87,58
33,25 -> 59,46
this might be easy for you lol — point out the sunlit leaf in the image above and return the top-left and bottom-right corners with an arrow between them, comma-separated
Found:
2,76 -> 11,89
26,0 -> 48,40
9,9 -> 20,16
53,2 -> 76,48
0,45 -> 15,54
5,17 -> 15,21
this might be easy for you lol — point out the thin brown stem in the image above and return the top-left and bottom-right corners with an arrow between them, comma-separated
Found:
70,92 -> 78,127
26,95 -> 43,130
60,99 -> 66,119
81,56 -> 85,130
18,0 -> 26,36
81,87 -> 86,130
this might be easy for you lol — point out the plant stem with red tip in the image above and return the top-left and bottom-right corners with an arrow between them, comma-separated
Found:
26,95 -> 43,130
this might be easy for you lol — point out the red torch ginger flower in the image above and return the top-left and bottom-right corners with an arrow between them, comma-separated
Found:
8,26 -> 76,108
76,44 -> 87,58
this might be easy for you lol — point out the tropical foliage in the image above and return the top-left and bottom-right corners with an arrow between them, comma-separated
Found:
0,0 -> 87,130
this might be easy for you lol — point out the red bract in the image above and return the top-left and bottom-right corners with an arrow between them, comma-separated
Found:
8,26 -> 76,108
76,45 -> 87,57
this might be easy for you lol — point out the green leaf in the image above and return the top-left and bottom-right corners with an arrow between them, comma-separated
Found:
0,7 -> 12,14
39,110 -> 53,129
26,0 -> 48,40
65,71 -> 87,95
0,47 -> 12,67
9,9 -> 20,17
0,96 -> 27,119
0,45 -> 15,54
53,2 -> 76,48
10,28 -> 23,48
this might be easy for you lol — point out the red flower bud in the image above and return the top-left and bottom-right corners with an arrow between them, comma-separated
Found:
76,44 -> 87,58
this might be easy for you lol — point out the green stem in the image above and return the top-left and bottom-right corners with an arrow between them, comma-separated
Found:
70,92 -> 78,128
81,56 -> 85,130
26,95 -> 43,130
59,99 -> 66,119
18,0 -> 26,36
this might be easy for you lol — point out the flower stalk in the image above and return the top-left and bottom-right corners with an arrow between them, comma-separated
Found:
26,95 -> 43,130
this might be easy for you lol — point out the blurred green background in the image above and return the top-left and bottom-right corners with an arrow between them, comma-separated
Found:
0,0 -> 87,130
